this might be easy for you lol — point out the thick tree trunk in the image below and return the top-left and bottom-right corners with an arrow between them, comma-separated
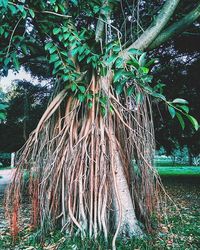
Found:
112,150 -> 143,237
108,124 -> 143,237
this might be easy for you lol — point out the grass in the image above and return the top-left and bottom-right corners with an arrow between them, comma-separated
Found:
157,166 -> 200,177
0,178 -> 199,250
0,162 -> 199,249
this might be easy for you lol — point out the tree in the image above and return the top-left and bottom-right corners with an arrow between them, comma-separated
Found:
151,32 -> 200,163
1,1 -> 199,248
0,80 -> 49,152
0,88 -> 8,121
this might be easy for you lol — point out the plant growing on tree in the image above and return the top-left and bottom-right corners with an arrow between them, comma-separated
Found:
0,0 -> 199,249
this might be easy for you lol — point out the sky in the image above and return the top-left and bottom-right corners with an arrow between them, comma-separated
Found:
0,69 -> 45,92
0,68 -> 47,92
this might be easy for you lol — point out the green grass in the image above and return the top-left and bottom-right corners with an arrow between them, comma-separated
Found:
157,166 -> 200,176
0,177 -> 199,249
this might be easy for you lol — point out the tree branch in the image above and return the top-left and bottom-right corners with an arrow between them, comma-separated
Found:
123,0 -> 180,57
148,2 -> 200,50
95,1 -> 111,42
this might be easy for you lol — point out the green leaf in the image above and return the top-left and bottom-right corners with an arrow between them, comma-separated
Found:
176,113 -> 185,130
49,46 -> 57,54
145,58 -> 159,67
63,33 -> 70,40
78,93 -> 85,102
0,103 -> 8,110
150,92 -> 166,101
0,27 -> 4,35
88,101 -> 93,109
1,0 -> 8,8
54,5 -> 58,12
62,26 -> 68,33
71,0 -> 78,6
139,66 -> 149,74
53,27 -> 61,35
115,83 -> 124,95
62,75 -> 70,81
71,47 -> 79,57
29,9 -> 35,18
127,56 -> 139,68
172,98 -> 189,104
13,56 -> 20,71
8,4 -> 17,14
61,51 -> 68,57
102,6 -> 112,13
101,106 -> 106,116
17,4 -> 24,13
168,106 -> 176,118
128,48 -> 143,55
71,83 -> 77,92
115,57 -> 124,68
0,113 -> 6,120
126,86 -> 134,96
21,44 -> 28,54
186,115 -> 199,131
49,53 -> 59,63
113,45 -> 121,53
4,57 -> 10,66
93,6 -> 100,14
106,55 -> 117,65
113,69 -> 124,82
106,42 -> 115,52
45,42 -> 53,50
54,60 -> 62,68
78,85 -> 86,93
139,52 -> 146,67
178,105 -> 189,113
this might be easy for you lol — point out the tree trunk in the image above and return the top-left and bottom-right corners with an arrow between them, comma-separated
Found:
6,75 -> 159,248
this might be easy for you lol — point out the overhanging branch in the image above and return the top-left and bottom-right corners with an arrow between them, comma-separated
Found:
95,1 -> 111,42
148,2 -> 200,50
122,0 -> 180,57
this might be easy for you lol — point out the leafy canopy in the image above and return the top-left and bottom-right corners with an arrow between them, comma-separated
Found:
0,0 -> 198,129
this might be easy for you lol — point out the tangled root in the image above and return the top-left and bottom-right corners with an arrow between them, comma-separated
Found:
5,73 -> 162,247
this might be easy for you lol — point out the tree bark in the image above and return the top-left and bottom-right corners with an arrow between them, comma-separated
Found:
108,123 -> 143,238
149,3 -> 200,50
123,0 -> 180,55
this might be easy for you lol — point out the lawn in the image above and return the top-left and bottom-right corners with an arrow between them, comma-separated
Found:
0,163 -> 199,249
0,177 -> 199,249
157,166 -> 200,177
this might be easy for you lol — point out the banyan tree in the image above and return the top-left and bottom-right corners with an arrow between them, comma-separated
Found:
0,0 -> 199,249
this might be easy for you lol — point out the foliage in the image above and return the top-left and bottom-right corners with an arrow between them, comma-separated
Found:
0,81 -> 49,152
0,90 -> 8,121
152,35 -> 200,157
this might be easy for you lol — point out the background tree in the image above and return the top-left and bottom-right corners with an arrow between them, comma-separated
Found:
152,28 -> 200,163
0,1 -> 199,248
0,88 -> 8,121
0,80 -> 49,152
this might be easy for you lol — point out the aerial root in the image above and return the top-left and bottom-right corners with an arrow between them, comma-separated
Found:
5,76 -> 162,249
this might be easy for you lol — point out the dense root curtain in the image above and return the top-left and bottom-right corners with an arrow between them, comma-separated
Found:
5,73 -> 160,247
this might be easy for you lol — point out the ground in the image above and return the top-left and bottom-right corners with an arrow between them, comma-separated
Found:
0,170 -> 199,250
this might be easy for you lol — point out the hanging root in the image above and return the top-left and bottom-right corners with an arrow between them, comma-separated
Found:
5,73 -> 162,248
